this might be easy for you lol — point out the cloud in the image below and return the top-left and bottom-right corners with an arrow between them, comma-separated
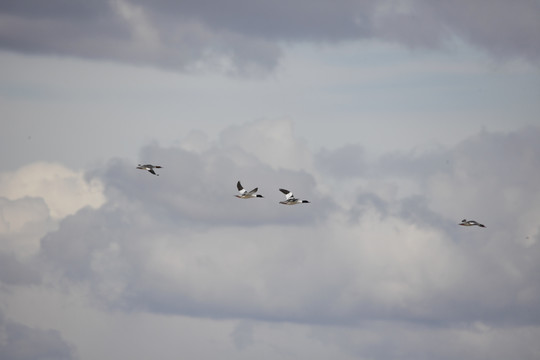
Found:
425,127 -> 540,235
423,0 -> 540,62
230,321 -> 255,351
0,0 -> 281,75
0,162 -> 105,266
310,321 -> 540,360
33,122 -> 540,333
0,251 -> 40,286
219,119 -> 314,172
1,0 -> 538,74
88,120 -> 330,227
0,162 -> 106,220
0,311 -> 76,360
2,121 -> 539,359
0,197 -> 56,258
316,144 -> 366,178
0,197 -> 50,234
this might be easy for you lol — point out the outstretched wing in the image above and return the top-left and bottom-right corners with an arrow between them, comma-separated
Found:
472,221 -> 486,227
237,181 -> 247,195
148,169 -> 157,175
247,187 -> 259,195
279,188 -> 294,200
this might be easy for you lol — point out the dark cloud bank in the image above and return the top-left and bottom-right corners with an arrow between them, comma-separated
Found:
1,0 -> 538,73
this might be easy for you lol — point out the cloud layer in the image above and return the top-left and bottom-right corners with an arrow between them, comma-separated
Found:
1,0 -> 538,73
2,121 -> 540,359
40,123 -> 540,325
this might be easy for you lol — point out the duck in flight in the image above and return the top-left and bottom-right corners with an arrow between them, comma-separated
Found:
137,164 -> 162,176
459,219 -> 486,228
235,181 -> 264,199
279,188 -> 310,205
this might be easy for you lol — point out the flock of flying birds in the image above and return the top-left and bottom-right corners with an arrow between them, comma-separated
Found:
235,181 -> 310,205
137,164 -> 485,226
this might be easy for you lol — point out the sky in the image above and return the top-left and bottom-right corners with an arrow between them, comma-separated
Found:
1,1 -> 540,359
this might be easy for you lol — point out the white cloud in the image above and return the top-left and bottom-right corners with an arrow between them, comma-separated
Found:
0,162 -> 106,258
0,197 -> 49,234
220,119 -> 314,172
0,162 -> 106,219
0,197 -> 54,258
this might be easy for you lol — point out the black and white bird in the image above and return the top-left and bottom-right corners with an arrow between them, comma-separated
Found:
279,188 -> 310,205
235,181 -> 264,199
136,164 -> 162,176
459,219 -> 486,228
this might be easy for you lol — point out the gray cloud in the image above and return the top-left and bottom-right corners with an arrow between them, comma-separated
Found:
316,144 -> 366,178
131,0 -> 373,41
96,146 -> 331,226
33,124 -> 540,335
428,0 -> 540,61
230,321 -> 255,351
376,146 -> 451,179
311,321 -> 540,360
0,251 -> 40,286
0,122 -> 534,359
1,0 -> 538,74
4,117 -> 540,359
0,311 -> 76,360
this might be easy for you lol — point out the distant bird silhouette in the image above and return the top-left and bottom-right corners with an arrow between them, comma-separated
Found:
279,188 -> 310,205
459,219 -> 486,228
235,181 -> 264,199
136,164 -> 162,176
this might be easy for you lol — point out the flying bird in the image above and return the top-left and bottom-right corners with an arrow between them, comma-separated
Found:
136,164 -> 162,176
235,181 -> 264,199
459,219 -> 486,228
279,188 -> 310,205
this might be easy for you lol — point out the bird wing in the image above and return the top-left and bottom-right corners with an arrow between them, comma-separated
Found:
148,169 -> 156,175
247,187 -> 258,195
237,181 -> 247,194
279,188 -> 293,199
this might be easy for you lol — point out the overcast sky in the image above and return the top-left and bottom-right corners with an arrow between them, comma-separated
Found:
1,1 -> 540,359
